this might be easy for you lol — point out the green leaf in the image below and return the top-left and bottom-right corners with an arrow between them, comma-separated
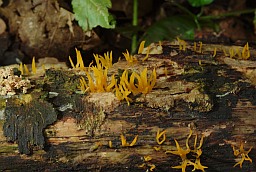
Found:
140,15 -> 196,46
72,0 -> 115,31
188,0 -> 214,7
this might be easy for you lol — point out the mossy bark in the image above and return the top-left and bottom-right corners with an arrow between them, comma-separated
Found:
0,41 -> 256,171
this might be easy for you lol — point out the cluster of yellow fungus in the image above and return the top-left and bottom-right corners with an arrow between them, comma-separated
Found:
122,50 -> 138,65
177,37 -> 251,60
107,134 -> 138,149
115,67 -> 157,105
120,134 -> 138,147
73,47 -> 156,105
79,68 -> 115,93
177,37 -> 188,51
222,43 -> 250,59
165,129 -> 207,172
177,37 -> 203,53
95,128 -> 253,171
19,57 -> 37,75
93,51 -> 113,69
138,155 -> 156,171
69,48 -> 85,70
232,142 -> 253,168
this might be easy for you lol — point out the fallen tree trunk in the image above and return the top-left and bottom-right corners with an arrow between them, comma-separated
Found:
0,41 -> 255,172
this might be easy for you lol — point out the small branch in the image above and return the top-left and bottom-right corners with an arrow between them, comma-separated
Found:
131,0 -> 138,54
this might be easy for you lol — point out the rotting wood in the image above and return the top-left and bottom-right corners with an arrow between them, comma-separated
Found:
0,41 -> 256,172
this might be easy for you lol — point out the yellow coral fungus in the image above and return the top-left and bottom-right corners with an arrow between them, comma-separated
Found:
229,48 -> 235,58
93,51 -> 113,69
153,146 -> 161,151
193,42 -> 197,52
19,57 -> 37,75
198,41 -> 203,53
123,49 -> 137,64
79,66 -> 116,93
242,42 -> 250,59
69,48 -> 85,69
142,46 -> 150,61
130,135 -> 139,146
138,41 -> 146,54
139,155 -> 156,171
19,63 -> 24,75
115,71 -> 132,105
137,40 -> 152,60
120,134 -> 138,147
213,47 -> 217,58
32,57 -> 36,74
166,129 -> 207,172
166,139 -> 190,161
223,48 -> 228,56
129,68 -> 157,95
156,129 -> 166,145
149,164 -> 156,171
144,155 -> 152,162
75,48 -> 156,105
177,37 -> 187,51
232,142 -> 253,168
79,76 -> 89,93
24,64 -> 30,75
108,140 -> 113,148
114,68 -> 157,105
177,37 -> 182,50
78,50 -> 116,93
120,134 -> 129,147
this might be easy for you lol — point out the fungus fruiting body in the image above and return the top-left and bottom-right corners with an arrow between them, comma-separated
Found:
69,48 -> 85,69
120,134 -> 138,147
138,155 -> 156,171
123,50 -> 137,65
165,129 -> 207,172
74,47 -> 157,105
138,41 -> 146,54
156,129 -> 166,145
232,142 -> 253,168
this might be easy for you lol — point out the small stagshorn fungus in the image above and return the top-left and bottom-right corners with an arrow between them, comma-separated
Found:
165,129 -> 207,172
74,48 -> 157,105
232,142 -> 253,168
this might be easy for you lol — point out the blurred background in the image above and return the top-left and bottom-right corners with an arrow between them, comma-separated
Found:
0,0 -> 255,66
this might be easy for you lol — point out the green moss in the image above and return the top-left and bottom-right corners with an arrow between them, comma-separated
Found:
0,145 -> 18,153
44,69 -> 80,93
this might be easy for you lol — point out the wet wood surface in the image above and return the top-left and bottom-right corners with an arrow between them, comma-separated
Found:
0,41 -> 256,172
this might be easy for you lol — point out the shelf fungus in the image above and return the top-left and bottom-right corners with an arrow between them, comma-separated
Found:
232,142 -> 253,168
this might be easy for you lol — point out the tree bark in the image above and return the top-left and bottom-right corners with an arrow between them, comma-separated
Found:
0,41 -> 255,172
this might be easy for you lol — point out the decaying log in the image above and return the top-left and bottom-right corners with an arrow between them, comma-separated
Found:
0,41 -> 256,172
